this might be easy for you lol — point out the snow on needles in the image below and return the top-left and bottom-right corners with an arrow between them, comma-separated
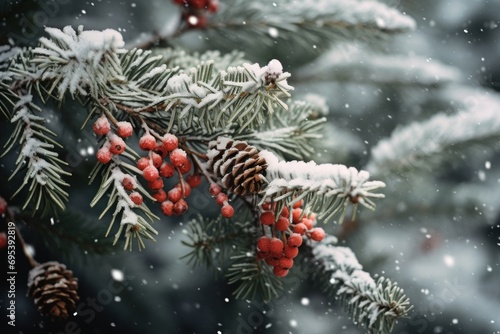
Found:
260,150 -> 385,214
33,26 -> 125,98
367,86 -> 500,175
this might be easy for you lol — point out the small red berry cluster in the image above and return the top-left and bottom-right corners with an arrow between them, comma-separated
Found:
136,132 -> 202,217
93,115 -> 204,217
172,0 -> 219,28
209,183 -> 235,218
256,200 -> 326,277
94,115 -> 133,164
0,196 -> 8,249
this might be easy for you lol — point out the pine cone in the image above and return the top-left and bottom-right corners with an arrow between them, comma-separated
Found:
27,261 -> 79,322
207,137 -> 267,196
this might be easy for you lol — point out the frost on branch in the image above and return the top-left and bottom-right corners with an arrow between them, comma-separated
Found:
367,86 -> 500,175
90,163 -> 158,251
32,25 -> 125,98
259,150 -> 385,222
312,238 -> 412,333
1,93 -> 70,215
209,0 -> 415,54
297,45 -> 462,87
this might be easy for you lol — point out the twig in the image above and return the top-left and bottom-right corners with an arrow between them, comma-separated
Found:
7,208 -> 38,268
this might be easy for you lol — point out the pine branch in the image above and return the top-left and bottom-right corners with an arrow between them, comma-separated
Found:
227,251 -> 284,301
204,0 -> 415,52
366,86 -> 500,176
2,91 -> 70,215
153,48 -> 248,72
237,99 -> 326,160
29,25 -> 125,99
89,160 -> 159,251
20,210 -> 116,262
296,45 -> 462,87
259,150 -> 385,223
311,238 -> 412,333
0,45 -> 21,119
181,214 -> 256,273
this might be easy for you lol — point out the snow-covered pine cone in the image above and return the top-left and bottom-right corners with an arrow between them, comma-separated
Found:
27,261 -> 79,321
207,137 -> 267,196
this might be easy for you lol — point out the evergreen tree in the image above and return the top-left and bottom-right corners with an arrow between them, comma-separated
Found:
1,1 -> 499,333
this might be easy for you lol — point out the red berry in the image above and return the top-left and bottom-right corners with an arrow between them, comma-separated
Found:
92,115 -> 110,136
96,147 -> 113,164
221,204 -> 234,218
0,196 -> 8,214
162,133 -> 178,151
0,232 -> 6,249
215,193 -> 228,206
280,206 -> 289,217
169,148 -> 188,168
284,246 -> 299,259
173,199 -> 189,215
116,121 -> 133,138
186,174 -> 202,188
260,211 -> 275,226
154,143 -> 169,158
278,257 -> 293,270
207,0 -> 219,13
209,183 -> 221,196
178,158 -> 192,174
129,192 -> 143,205
139,133 -> 156,151
301,217 -> 313,230
257,236 -> 271,253
142,165 -> 159,182
287,233 -> 303,248
308,212 -> 317,221
187,0 -> 204,9
152,189 -> 167,202
276,216 -> 290,232
168,188 -> 182,203
310,227 -> 326,242
176,182 -> 191,197
122,177 -> 135,191
160,162 -> 175,178
273,266 -> 289,277
293,223 -> 307,235
292,200 -> 303,209
150,152 -> 163,168
265,257 -> 279,267
262,202 -> 273,211
137,157 -> 150,170
292,208 -> 302,223
109,135 -> 126,155
148,177 -> 164,191
161,200 -> 174,216
269,237 -> 284,254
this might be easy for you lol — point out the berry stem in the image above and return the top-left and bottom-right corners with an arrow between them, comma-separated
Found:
101,107 -> 120,128
175,166 -> 186,198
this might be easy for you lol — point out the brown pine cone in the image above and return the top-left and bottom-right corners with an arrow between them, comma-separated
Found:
207,137 -> 267,196
27,261 -> 79,322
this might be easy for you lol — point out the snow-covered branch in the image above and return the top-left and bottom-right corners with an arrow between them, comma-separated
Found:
260,150 -> 385,222
206,0 -> 415,54
367,86 -> 500,175
31,25 -> 125,98
2,93 -> 70,214
312,238 -> 412,333
296,45 -> 461,87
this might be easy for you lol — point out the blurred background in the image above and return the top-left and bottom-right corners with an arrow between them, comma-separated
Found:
1,0 -> 500,333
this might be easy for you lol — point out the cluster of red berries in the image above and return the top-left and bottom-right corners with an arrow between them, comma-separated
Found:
171,0 -> 219,28
94,115 -> 133,164
208,183 -> 235,218
136,131 -> 203,217
256,200 -> 325,277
